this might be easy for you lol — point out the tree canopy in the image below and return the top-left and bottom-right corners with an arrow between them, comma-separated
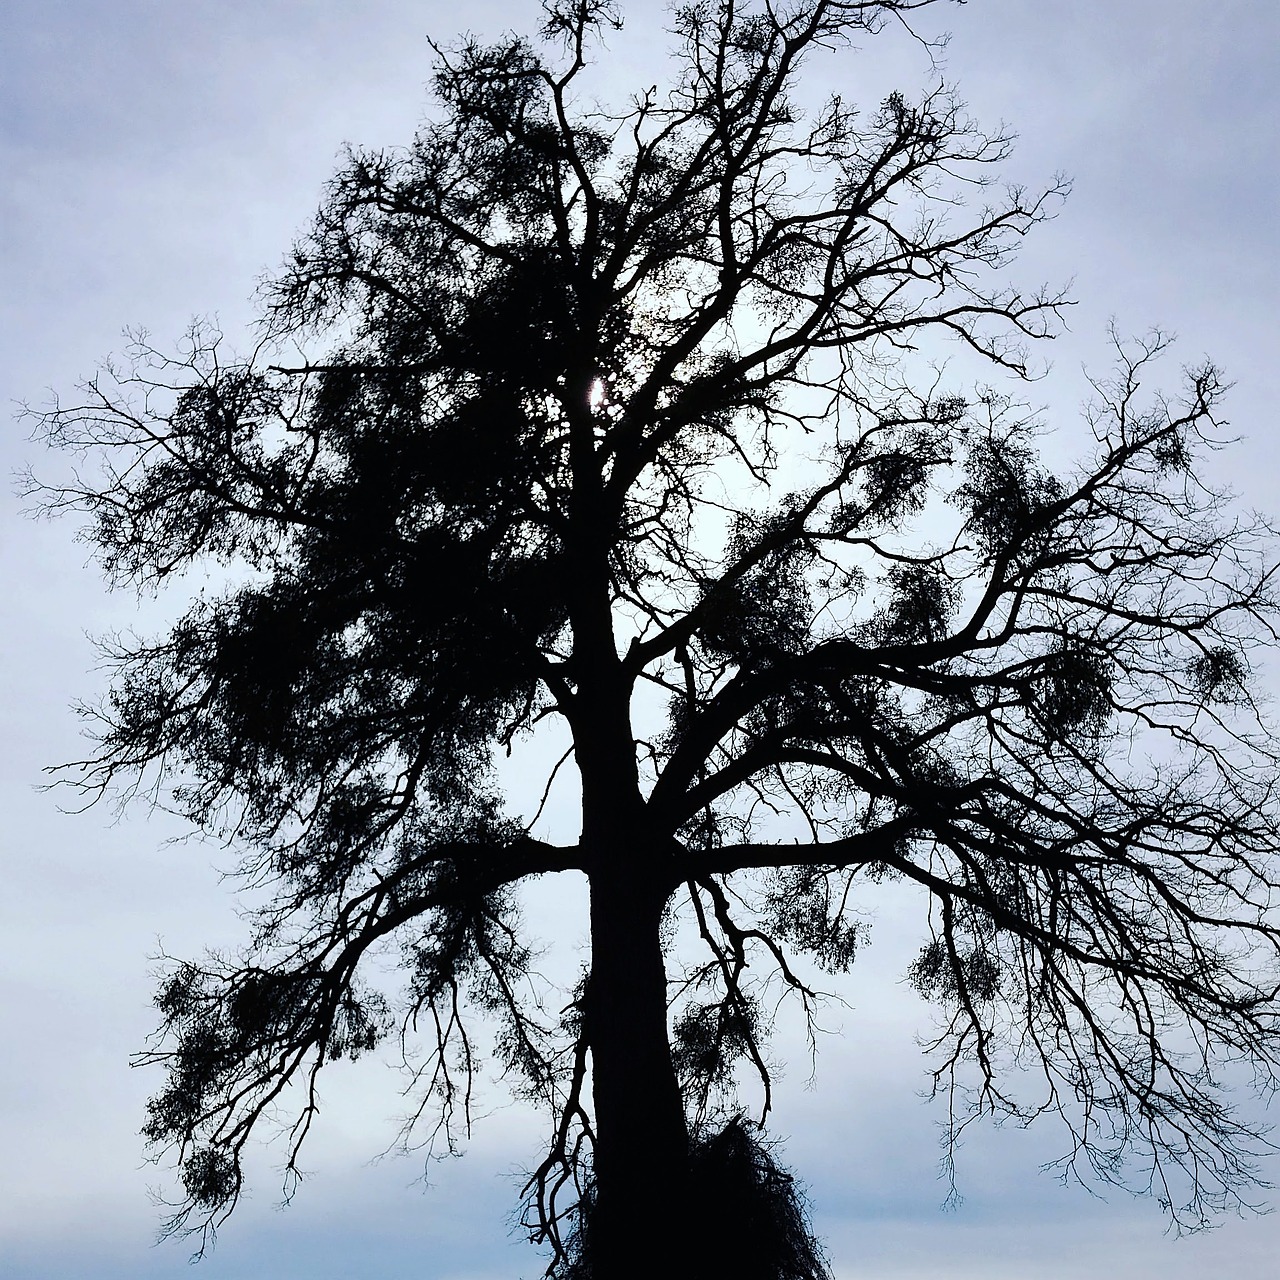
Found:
29,1 -> 1280,1275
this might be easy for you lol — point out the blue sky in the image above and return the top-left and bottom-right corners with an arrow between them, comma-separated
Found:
4,2 -> 1280,1277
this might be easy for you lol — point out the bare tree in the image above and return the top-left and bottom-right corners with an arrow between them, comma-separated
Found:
28,1 -> 1280,1276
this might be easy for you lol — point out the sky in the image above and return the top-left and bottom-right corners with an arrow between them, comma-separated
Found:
3,1 -> 1280,1277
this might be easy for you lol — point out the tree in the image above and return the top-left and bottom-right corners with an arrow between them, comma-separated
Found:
28,0 -> 1280,1275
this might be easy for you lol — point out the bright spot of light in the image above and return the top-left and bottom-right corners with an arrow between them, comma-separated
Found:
589,378 -> 605,409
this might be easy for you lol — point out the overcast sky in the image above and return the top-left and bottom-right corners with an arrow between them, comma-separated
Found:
4,2 -> 1280,1277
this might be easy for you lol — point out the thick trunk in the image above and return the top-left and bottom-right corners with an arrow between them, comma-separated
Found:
568,521 -> 693,1273
584,866 -> 690,1278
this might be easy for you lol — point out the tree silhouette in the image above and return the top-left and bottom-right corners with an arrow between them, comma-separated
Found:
29,1 -> 1280,1276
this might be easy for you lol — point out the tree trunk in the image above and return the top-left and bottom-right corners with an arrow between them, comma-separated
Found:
584,865 -> 691,1278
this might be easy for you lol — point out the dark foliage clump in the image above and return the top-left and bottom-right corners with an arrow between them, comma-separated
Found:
560,1117 -> 829,1280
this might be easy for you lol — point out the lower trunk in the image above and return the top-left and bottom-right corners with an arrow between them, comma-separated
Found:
583,868 -> 691,1278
